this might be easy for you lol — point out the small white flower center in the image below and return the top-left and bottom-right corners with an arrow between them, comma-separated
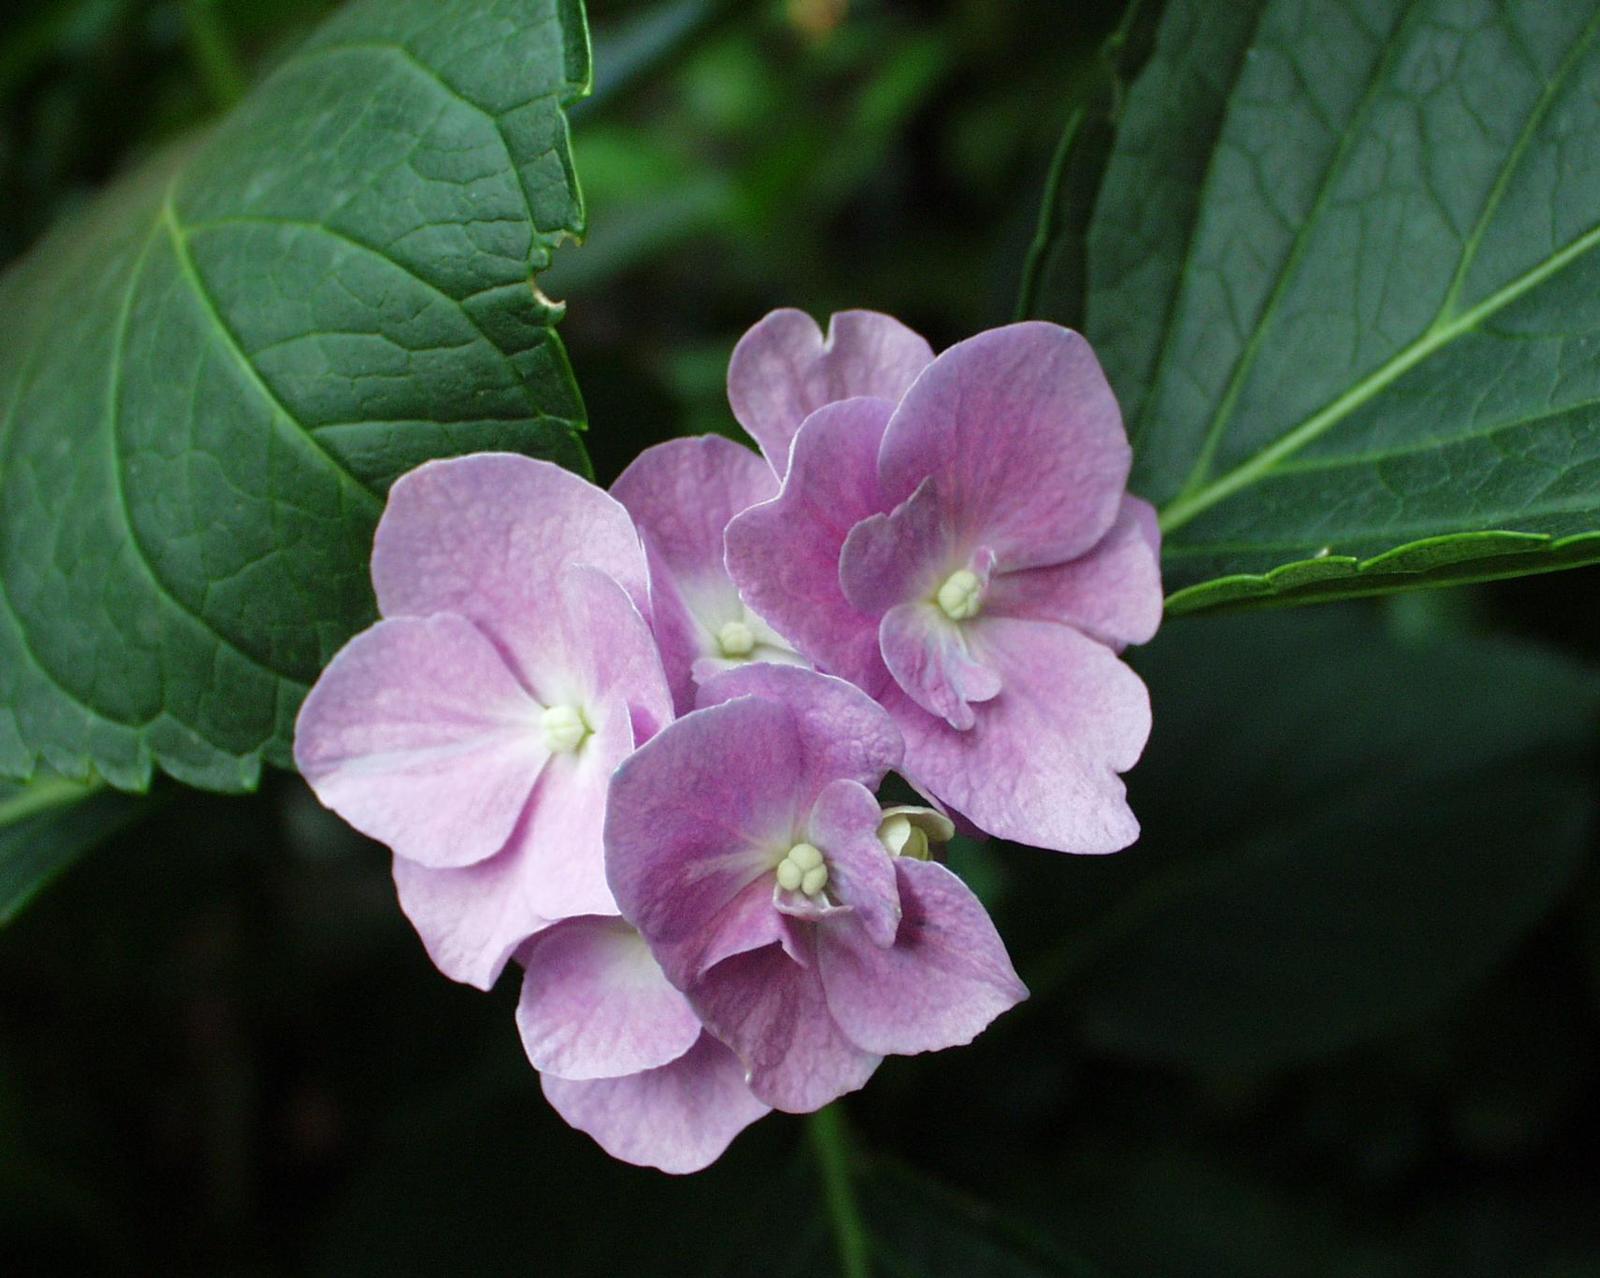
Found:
775,841 -> 828,897
717,619 -> 757,658
539,704 -> 590,753
877,814 -> 929,860
936,568 -> 982,621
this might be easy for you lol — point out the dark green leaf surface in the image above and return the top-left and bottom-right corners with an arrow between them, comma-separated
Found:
1049,608 -> 1599,1072
0,773 -> 153,926
0,0 -> 591,793
1067,0 -> 1600,609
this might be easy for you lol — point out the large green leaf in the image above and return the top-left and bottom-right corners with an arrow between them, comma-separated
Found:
1040,0 -> 1600,612
0,773 -> 154,926
1034,607 -> 1598,1073
0,0 -> 591,793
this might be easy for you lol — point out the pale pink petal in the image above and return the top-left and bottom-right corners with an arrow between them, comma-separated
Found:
818,858 -> 1026,1055
803,778 -> 899,948
877,324 -> 1129,570
724,398 -> 896,692
541,1034 -> 770,1174
837,479 -> 952,615
559,565 -> 674,748
370,454 -> 648,690
728,309 -> 933,478
879,602 -> 1002,731
391,850 -> 547,991
294,614 -> 544,869
690,938 -> 881,1112
612,436 -> 780,714
983,496 -> 1163,651
516,917 -> 703,1080
695,664 -> 902,799
605,696 -> 801,987
893,617 -> 1151,854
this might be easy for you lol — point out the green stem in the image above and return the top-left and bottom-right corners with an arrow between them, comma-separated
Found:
181,0 -> 247,109
808,1105 -> 871,1278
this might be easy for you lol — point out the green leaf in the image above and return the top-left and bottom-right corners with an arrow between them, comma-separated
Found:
0,773 -> 154,926
0,0 -> 592,793
1049,0 -> 1600,610
1036,607 -> 1599,1073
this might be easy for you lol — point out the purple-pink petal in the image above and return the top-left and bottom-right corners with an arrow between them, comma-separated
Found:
724,397 -> 896,692
879,602 -> 1002,731
612,436 -> 780,714
391,850 -> 546,991
894,617 -> 1151,853
838,479 -> 951,616
982,496 -> 1163,651
370,453 -> 648,690
876,324 -> 1128,571
690,936 -> 881,1112
695,664 -> 903,800
541,1033 -> 770,1174
727,309 -> 933,478
293,613 -> 543,870
804,778 -> 900,948
818,858 -> 1026,1056
605,695 -> 800,987
556,565 -> 674,750
516,916 -> 704,1080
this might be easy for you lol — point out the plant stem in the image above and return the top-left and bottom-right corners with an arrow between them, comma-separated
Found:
807,1105 -> 871,1278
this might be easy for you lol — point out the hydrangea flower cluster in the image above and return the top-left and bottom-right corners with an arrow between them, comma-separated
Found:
293,311 -> 1161,1173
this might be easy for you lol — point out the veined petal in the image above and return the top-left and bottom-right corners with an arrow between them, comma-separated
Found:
517,917 -> 704,1080
371,454 -> 648,692
818,858 -> 1026,1055
983,496 -> 1163,651
391,850 -> 548,991
728,309 -> 932,479
838,479 -> 952,616
804,778 -> 900,948
605,696 -> 803,987
689,938 -> 881,1113
559,565 -> 674,749
879,602 -> 1001,731
541,1034 -> 770,1174
894,617 -> 1151,854
612,436 -> 780,714
725,397 -> 896,692
294,614 -> 544,870
877,324 -> 1129,570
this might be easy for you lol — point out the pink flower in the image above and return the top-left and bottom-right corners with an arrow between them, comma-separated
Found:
293,453 -> 672,989
606,664 -> 1027,1113
725,321 -> 1162,853
612,436 -> 805,717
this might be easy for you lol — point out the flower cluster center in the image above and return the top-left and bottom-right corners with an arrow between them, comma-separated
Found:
539,703 -> 591,754
775,841 -> 828,896
717,619 -> 757,658
936,568 -> 982,621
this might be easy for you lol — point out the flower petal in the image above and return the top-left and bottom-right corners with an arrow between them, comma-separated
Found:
690,939 -> 881,1112
559,564 -> 674,749
837,479 -> 954,615
605,696 -> 802,987
725,397 -> 896,691
894,617 -> 1151,853
803,778 -> 900,948
294,614 -> 544,869
983,496 -> 1163,651
371,453 -> 648,691
517,916 -> 704,1080
695,664 -> 903,798
879,602 -> 1002,731
541,1034 -> 771,1174
877,324 -> 1129,570
391,850 -> 546,990
728,309 -> 933,478
818,858 -> 1026,1055
612,436 -> 780,714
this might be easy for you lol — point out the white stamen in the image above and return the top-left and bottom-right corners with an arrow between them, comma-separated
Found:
776,841 -> 829,897
877,805 -> 953,860
936,568 -> 982,621
717,619 -> 757,658
878,814 -> 913,856
539,704 -> 590,753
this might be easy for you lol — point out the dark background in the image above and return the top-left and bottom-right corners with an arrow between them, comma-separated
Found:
4,2 -> 1599,1274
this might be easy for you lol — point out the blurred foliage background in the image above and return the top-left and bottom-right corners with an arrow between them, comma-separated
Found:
4,1 -> 1600,1274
